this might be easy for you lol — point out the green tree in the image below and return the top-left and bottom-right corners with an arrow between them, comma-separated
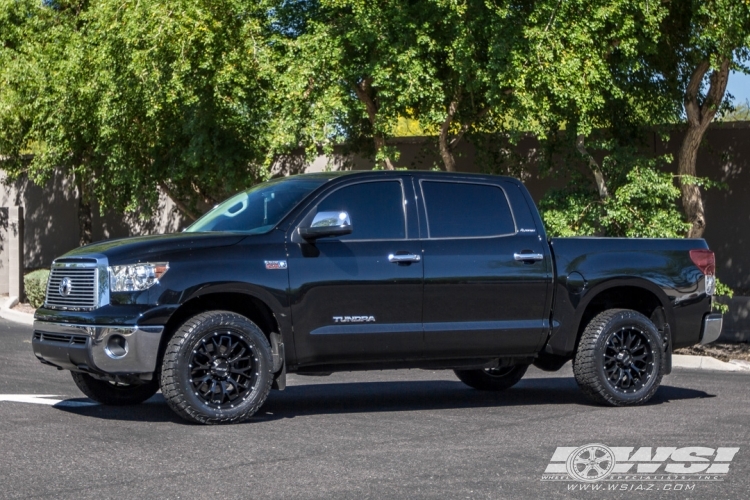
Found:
87,0 -> 274,221
494,0 -> 695,238
0,0 -> 100,244
0,0 -> 41,165
0,0 -> 275,244
406,0 -> 504,172
720,99 -> 750,121
657,0 -> 750,237
271,0 -> 456,169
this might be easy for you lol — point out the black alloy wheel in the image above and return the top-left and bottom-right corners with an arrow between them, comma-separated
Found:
574,309 -> 664,406
188,331 -> 258,409
603,327 -> 654,394
161,311 -> 273,424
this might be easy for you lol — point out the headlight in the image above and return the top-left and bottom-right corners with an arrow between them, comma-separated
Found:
109,262 -> 169,292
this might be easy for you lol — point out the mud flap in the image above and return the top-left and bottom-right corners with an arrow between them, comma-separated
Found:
270,332 -> 286,390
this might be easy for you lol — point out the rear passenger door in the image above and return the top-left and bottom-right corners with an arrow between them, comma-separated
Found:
418,178 -> 552,358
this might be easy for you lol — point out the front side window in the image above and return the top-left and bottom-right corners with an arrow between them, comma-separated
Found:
314,181 -> 406,240
186,177 -> 327,234
421,181 -> 515,238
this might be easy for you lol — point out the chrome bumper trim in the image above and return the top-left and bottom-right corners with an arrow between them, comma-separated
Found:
700,314 -> 723,345
32,321 -> 164,374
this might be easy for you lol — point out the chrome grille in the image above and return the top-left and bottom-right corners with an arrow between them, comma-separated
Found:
45,263 -> 98,310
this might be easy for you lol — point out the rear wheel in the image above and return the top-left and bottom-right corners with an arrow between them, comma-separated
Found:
573,309 -> 663,406
160,311 -> 273,424
71,372 -> 158,405
454,364 -> 528,391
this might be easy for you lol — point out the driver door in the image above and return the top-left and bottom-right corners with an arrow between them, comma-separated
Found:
287,177 -> 424,365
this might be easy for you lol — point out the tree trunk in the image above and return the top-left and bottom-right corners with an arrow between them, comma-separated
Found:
159,181 -> 199,222
77,181 -> 93,246
438,98 -> 460,172
351,78 -> 394,170
373,136 -> 395,170
679,126 -> 707,238
576,134 -> 608,199
679,58 -> 730,238
438,95 -> 488,172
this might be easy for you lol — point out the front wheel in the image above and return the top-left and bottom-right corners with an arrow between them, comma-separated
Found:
160,311 -> 273,424
573,309 -> 664,406
454,364 -> 528,391
71,372 -> 159,405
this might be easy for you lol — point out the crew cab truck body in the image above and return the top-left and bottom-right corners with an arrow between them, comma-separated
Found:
32,171 -> 721,424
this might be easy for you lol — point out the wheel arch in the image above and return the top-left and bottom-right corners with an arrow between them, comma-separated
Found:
155,288 -> 290,375
573,279 -> 674,351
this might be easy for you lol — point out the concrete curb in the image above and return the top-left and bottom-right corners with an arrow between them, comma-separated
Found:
672,354 -> 750,372
0,296 -> 34,326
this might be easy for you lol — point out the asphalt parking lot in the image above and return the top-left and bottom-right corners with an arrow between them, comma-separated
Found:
1,317 -> 749,499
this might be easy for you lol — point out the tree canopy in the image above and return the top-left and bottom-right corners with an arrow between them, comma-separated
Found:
0,0 -> 748,246
0,0 -> 275,242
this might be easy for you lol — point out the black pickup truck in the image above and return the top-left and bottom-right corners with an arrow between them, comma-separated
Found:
32,171 -> 721,424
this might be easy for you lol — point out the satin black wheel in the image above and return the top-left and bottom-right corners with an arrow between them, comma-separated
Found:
188,332 -> 258,408
603,326 -> 655,394
574,309 -> 664,406
160,311 -> 273,424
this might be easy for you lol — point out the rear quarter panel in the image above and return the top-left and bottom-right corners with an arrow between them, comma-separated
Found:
546,237 -> 712,355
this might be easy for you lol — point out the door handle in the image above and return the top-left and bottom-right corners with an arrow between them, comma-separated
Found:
514,252 -> 544,262
388,253 -> 421,263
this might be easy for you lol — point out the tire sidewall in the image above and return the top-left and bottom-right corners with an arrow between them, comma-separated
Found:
172,313 -> 272,422
593,311 -> 663,404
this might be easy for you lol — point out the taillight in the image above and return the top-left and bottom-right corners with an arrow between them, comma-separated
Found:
690,249 -> 716,296
689,249 -> 715,275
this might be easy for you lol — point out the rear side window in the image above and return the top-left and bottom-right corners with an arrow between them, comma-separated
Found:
421,181 -> 515,238
315,181 -> 406,240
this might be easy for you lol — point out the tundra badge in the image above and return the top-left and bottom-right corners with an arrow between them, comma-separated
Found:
333,316 -> 376,323
264,260 -> 288,270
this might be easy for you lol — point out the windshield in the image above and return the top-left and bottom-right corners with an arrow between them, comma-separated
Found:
185,177 -> 327,233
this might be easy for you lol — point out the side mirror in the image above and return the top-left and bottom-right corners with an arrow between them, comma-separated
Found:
299,211 -> 353,240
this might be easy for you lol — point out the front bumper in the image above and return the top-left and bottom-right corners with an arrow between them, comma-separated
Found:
32,321 -> 164,375
699,313 -> 723,345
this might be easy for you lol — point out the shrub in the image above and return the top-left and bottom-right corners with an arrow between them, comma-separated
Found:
25,269 -> 50,309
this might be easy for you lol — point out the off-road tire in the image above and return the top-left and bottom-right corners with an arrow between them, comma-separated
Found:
454,364 -> 529,391
160,311 -> 273,424
573,309 -> 664,406
71,372 -> 159,405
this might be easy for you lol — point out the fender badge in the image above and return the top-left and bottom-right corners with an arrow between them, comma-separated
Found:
264,260 -> 288,270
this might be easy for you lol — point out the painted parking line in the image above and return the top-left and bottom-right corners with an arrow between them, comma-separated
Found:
0,394 -> 99,407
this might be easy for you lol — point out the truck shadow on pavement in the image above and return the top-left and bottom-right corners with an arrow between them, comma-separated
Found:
51,376 -> 714,424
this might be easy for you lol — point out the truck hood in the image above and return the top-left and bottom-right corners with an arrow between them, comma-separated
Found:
63,232 -> 246,263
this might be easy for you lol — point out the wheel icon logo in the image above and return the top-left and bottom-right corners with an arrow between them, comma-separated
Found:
566,444 -> 616,482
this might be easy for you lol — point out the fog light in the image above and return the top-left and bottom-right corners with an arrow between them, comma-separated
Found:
105,335 -> 128,359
